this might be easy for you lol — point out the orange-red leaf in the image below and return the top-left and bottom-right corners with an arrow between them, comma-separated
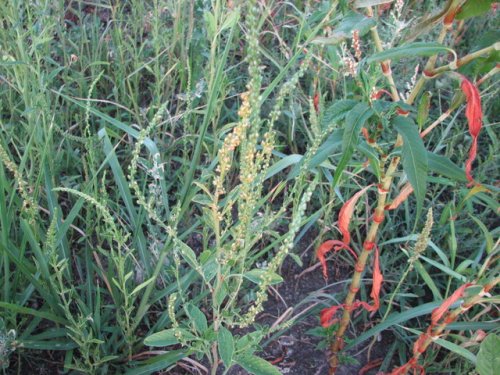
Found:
316,240 -> 357,280
338,185 -> 372,245
386,183 -> 414,210
356,245 -> 383,313
431,283 -> 472,326
320,305 -> 341,328
460,76 -> 483,185
313,92 -> 320,113
412,332 -> 432,356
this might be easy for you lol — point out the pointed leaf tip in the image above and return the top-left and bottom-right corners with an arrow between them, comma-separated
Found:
338,185 -> 372,245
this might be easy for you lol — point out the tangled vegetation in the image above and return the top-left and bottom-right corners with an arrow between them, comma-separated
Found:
0,1 -> 498,374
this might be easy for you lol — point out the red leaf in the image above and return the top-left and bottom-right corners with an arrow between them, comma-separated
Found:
356,245 -> 383,313
431,283 -> 473,326
460,76 -> 483,185
339,185 -> 372,245
320,305 -> 341,328
313,92 -> 320,113
359,358 -> 383,375
412,332 -> 432,356
386,183 -> 414,210
316,240 -> 357,280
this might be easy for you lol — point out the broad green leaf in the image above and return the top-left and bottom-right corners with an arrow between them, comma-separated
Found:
176,241 -> 200,270
477,334 -> 500,375
244,269 -> 283,285
185,304 -> 208,333
312,12 -> 376,45
188,305 -> 209,334
218,326 -> 235,368
457,0 -> 495,20
321,100 -> 358,128
367,42 -> 451,63
332,102 -> 373,187
266,154 -> 302,180
144,328 -> 195,347
427,152 -> 467,182
236,355 -> 281,375
394,116 -> 428,218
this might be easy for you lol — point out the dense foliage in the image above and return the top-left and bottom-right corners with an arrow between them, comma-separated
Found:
0,1 -> 498,374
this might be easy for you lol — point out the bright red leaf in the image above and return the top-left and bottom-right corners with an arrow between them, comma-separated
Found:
356,245 -> 383,313
460,76 -> 483,185
320,305 -> 341,328
386,183 -> 414,210
338,185 -> 372,245
316,240 -> 357,280
431,282 -> 472,326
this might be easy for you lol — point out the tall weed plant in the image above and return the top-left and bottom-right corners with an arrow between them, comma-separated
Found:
0,1 -> 498,375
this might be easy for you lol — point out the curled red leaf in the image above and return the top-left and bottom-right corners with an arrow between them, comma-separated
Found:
386,183 -> 414,210
339,185 -> 372,245
371,89 -> 392,100
320,305 -> 341,328
431,283 -> 472,326
316,240 -> 357,280
460,76 -> 483,185
355,245 -> 383,313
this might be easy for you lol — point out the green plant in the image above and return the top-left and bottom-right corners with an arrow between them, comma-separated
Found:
309,1 -> 499,373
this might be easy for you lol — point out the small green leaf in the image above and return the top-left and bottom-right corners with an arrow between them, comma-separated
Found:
333,102 -> 373,187
357,142 -> 381,179
476,334 -> 500,375
144,328 -> 195,347
218,326 -> 235,368
243,269 -> 283,285
236,355 -> 281,375
185,304 -> 208,333
176,241 -> 199,270
367,42 -> 451,63
394,116 -> 428,218
321,100 -> 358,127
417,92 -> 432,130
131,277 -> 155,296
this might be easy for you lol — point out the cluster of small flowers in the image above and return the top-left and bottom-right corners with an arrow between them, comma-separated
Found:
409,208 -> 433,266
339,42 -> 358,77
0,143 -> 36,223
240,179 -> 318,327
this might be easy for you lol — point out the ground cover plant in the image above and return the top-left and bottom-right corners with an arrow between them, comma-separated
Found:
0,0 -> 498,374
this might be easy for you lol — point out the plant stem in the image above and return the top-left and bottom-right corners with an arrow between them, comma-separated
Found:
329,157 -> 399,373
392,277 -> 499,374
406,27 -> 448,105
